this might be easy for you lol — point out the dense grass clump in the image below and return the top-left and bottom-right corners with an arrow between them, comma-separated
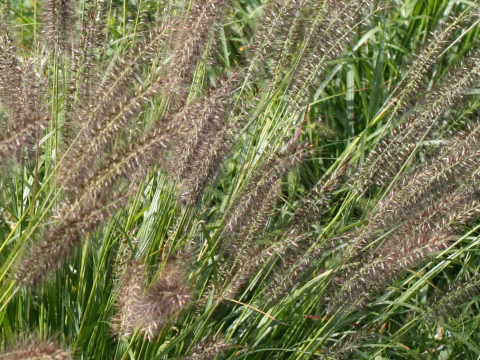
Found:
0,0 -> 480,359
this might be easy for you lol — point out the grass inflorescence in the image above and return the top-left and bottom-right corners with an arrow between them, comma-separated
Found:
1,0 -> 480,359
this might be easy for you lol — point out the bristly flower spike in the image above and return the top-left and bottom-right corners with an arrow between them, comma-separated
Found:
176,75 -> 240,206
187,336 -> 229,360
0,26 -> 49,166
16,123 -> 174,286
162,0 -> 233,104
112,260 -> 191,341
219,143 -> 312,298
42,0 -> 76,49
2,339 -> 69,360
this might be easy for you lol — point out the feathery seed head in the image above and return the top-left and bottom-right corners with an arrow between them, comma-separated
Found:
187,336 -> 229,360
224,142 -> 311,238
15,192 -> 125,287
112,260 -> 191,341
0,24 -> 24,118
42,0 -> 76,49
2,339 -> 69,360
178,105 -> 239,207
162,0 -> 233,103
355,51 -> 480,192
170,73 -> 239,184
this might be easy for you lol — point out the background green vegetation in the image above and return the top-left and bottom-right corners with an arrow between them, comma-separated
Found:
1,0 -> 480,359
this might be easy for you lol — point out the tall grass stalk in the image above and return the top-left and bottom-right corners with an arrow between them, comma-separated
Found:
0,0 -> 480,359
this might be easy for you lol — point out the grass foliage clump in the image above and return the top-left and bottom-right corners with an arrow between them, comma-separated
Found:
1,0 -> 480,358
